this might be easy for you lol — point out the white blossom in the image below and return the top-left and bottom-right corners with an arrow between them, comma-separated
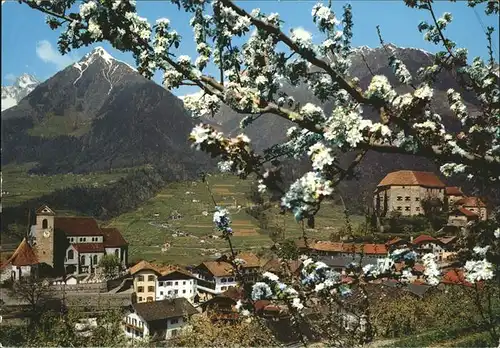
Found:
464,259 -> 494,283
307,142 -> 334,171
292,297 -> 304,310
494,228 -> 500,239
217,160 -> 234,173
263,271 -> 280,282
422,253 -> 440,286
290,27 -> 313,49
473,246 -> 490,257
79,1 -> 97,18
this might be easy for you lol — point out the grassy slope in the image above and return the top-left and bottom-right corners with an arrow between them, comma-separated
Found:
2,165 -> 362,266
105,174 -> 363,266
1,163 -> 132,208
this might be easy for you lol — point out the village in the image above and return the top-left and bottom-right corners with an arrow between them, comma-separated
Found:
0,170 -> 492,344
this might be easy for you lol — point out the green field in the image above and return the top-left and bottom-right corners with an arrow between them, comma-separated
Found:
1,163 -> 132,207
26,113 -> 92,138
2,164 -> 362,266
105,173 -> 363,266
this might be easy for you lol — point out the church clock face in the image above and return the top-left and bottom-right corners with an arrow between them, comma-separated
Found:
43,230 -> 51,238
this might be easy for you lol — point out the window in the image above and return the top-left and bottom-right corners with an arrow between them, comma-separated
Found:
68,249 -> 74,260
174,281 -> 178,285
79,237 -> 85,242
159,281 -> 164,287
221,286 -> 227,291
160,291 -> 164,295
183,290 -> 186,294
174,290 -> 178,294
405,196 -> 411,201
42,219 -> 48,229
148,275 -> 155,282
171,318 -> 179,324
137,275 -> 144,282
405,207 -> 410,211
183,281 -> 186,285
397,196 -> 402,201
228,278 -> 234,282
171,329 -> 178,337
138,286 -> 144,293
166,281 -> 172,286
397,206 -> 402,211
415,197 -> 420,201
147,297 -> 153,302
114,249 -> 119,258
138,297 -> 143,302
93,255 -> 98,265
80,255 -> 86,265
221,278 -> 227,283
148,286 -> 154,292
416,207 -> 420,211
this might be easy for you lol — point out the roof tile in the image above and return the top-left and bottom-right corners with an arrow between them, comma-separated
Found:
455,197 -> 487,208
200,261 -> 234,277
55,217 -> 103,236
72,243 -> 105,253
378,170 -> 445,188
445,186 -> 464,196
0,238 -> 38,269
130,260 -> 161,275
101,228 -> 128,247
412,234 -> 438,245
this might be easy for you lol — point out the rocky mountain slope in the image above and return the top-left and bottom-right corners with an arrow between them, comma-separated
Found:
1,47 -> 212,177
1,73 -> 40,112
190,44 -> 497,208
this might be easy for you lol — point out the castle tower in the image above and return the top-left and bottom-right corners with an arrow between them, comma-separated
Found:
34,205 -> 56,267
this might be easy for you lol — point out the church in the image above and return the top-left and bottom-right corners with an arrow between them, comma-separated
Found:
0,205 -> 129,281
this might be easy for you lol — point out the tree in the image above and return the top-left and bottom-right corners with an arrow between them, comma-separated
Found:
421,196 -> 447,231
171,314 -> 278,347
14,0 -> 500,344
9,276 -> 55,323
98,254 -> 122,280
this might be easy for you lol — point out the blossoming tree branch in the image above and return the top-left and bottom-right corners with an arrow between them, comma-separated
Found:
18,0 -> 499,343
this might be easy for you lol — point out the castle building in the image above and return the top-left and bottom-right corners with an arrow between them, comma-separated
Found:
373,170 -> 446,217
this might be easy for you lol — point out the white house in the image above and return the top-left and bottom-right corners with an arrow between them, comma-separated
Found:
192,261 -> 237,298
0,238 -> 39,282
123,298 -> 198,341
156,268 -> 198,303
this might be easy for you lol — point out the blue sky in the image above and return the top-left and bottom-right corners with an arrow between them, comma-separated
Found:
1,0 -> 499,97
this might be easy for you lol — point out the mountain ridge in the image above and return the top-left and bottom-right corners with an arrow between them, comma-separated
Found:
1,47 -> 213,177
1,73 -> 40,112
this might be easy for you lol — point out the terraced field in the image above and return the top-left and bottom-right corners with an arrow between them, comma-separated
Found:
106,173 -> 363,266
1,163 -> 132,207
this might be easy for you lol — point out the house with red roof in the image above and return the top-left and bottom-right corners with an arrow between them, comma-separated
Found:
0,238 -> 40,281
445,186 -> 464,206
412,234 -> 448,261
448,207 -> 480,227
373,170 -> 446,218
27,205 -> 128,276
454,197 -> 488,221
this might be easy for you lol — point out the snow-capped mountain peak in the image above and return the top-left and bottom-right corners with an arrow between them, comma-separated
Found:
1,73 -> 40,112
71,46 -> 137,94
15,73 -> 39,89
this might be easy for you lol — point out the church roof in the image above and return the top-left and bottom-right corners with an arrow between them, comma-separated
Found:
54,217 -> 103,236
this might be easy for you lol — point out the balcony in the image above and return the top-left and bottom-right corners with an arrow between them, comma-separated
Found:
123,320 -> 144,332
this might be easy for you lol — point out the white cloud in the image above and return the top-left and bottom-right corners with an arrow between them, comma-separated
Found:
4,73 -> 16,82
36,40 -> 77,69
